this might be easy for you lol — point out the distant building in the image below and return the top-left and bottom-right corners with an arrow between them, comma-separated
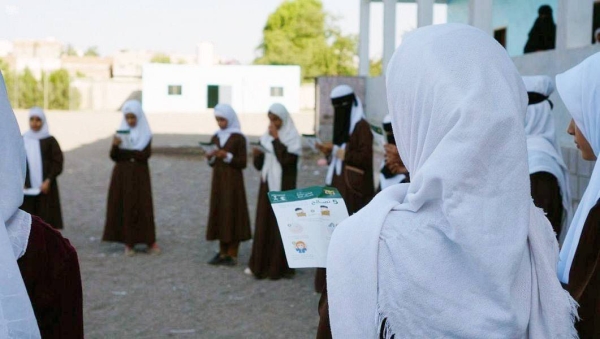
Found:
142,63 -> 301,114
61,56 -> 113,80
11,38 -> 62,76
112,50 -> 153,78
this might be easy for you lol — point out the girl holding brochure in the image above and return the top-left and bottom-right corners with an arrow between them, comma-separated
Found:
206,104 -> 251,266
246,103 -> 301,279
21,107 -> 65,229
103,100 -> 159,256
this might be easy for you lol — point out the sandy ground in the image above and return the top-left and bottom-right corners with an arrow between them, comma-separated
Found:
58,134 -> 329,338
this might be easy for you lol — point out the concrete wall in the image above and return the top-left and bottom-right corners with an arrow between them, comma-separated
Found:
142,64 -> 301,114
72,78 -> 142,112
447,0 -> 558,56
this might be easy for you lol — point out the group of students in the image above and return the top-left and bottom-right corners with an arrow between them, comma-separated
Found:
6,22 -> 600,338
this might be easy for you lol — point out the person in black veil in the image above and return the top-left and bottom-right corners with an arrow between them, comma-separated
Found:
524,5 -> 556,54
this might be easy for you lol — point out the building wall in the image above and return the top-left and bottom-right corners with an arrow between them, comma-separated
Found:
72,78 -> 142,111
142,64 -> 301,114
447,0 -> 558,56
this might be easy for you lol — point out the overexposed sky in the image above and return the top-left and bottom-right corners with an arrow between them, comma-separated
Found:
1,0 -> 446,63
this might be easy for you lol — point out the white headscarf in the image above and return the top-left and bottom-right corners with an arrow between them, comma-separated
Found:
214,104 -> 242,146
0,72 -> 42,338
23,107 -> 50,194
119,100 -> 152,151
557,52 -> 600,285
523,76 -> 572,239
259,103 -> 301,192
326,85 -> 365,185
327,24 -> 576,339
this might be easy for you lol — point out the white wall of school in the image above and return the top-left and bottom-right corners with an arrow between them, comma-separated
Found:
142,64 -> 301,114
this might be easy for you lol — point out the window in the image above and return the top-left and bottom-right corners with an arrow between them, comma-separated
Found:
494,28 -> 507,48
270,87 -> 284,97
593,1 -> 600,43
168,85 -> 182,96
207,85 -> 219,108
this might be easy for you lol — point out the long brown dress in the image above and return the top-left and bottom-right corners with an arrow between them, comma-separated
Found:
103,142 -> 156,246
530,171 -> 563,238
315,119 -> 375,292
18,215 -> 84,339
21,136 -> 64,229
248,139 -> 298,279
566,199 -> 600,338
206,133 -> 251,253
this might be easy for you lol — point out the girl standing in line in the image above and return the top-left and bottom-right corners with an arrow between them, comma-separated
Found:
246,103 -> 301,279
103,100 -> 159,256
21,107 -> 64,229
206,104 -> 251,266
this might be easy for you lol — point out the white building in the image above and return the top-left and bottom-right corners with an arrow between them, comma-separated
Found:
356,0 -> 599,205
142,63 -> 301,114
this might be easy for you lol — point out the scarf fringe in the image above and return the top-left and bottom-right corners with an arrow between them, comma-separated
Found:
378,311 -> 396,339
565,290 -> 580,339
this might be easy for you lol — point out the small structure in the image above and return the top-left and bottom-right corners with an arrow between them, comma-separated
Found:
142,63 -> 301,114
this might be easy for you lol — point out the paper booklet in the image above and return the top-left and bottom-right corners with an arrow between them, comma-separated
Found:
302,134 -> 322,152
199,142 -> 218,154
269,186 -> 349,268
116,130 -> 132,149
370,124 -> 386,151
23,188 -> 41,196
250,142 -> 271,154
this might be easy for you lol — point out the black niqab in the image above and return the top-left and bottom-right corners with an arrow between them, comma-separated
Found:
331,93 -> 356,146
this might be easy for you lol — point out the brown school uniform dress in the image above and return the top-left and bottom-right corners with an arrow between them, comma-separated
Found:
21,136 -> 64,229
530,171 -> 563,237
103,142 -> 156,246
206,133 -> 251,253
566,199 -> 600,338
248,139 -> 298,279
315,119 -> 375,292
18,215 -> 84,339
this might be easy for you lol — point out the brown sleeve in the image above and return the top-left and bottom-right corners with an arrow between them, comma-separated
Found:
567,200 -> 600,300
110,142 -> 151,162
46,137 -> 64,181
344,120 -> 373,171
227,135 -> 247,170
253,152 -> 265,171
530,172 -> 563,236
316,286 -> 332,339
272,139 -> 299,169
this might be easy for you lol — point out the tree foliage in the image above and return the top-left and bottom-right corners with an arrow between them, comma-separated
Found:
18,68 -> 43,108
0,61 -> 77,110
254,0 -> 357,80
84,46 -> 100,57
151,54 -> 172,64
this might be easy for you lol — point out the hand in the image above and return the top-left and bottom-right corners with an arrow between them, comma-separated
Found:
215,150 -> 228,159
206,150 -> 217,159
40,179 -> 51,194
385,144 -> 401,164
268,123 -> 279,139
336,148 -> 345,160
113,136 -> 122,146
316,142 -> 333,156
253,148 -> 263,157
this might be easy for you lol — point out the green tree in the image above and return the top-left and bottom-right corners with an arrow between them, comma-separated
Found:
151,54 -> 171,64
84,46 -> 99,57
0,59 -> 17,106
370,59 -> 382,77
47,69 -> 71,110
64,44 -> 78,56
18,68 -> 42,108
255,0 -> 357,80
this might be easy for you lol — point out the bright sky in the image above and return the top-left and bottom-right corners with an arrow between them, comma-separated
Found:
1,0 -> 446,63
